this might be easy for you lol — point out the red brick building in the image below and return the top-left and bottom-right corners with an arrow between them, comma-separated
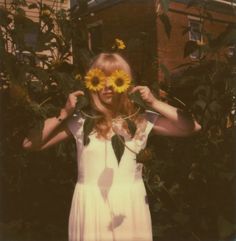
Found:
73,0 -> 236,85
1,0 -> 235,84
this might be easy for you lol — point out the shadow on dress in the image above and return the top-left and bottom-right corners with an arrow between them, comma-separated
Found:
108,214 -> 126,230
98,168 -> 126,230
97,167 -> 114,201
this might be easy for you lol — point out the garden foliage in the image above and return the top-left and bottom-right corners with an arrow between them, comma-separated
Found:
0,0 -> 236,241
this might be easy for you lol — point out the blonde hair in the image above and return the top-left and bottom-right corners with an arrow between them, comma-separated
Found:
86,52 -> 142,139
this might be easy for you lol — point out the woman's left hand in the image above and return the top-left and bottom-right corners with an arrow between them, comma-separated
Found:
131,86 -> 156,106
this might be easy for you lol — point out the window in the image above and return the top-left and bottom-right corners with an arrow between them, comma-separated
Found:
24,31 -> 38,50
227,45 -> 236,58
87,21 -> 103,54
188,17 -> 203,59
14,24 -> 38,52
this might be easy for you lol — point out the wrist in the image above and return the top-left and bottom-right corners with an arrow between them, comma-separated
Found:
149,98 -> 159,109
57,108 -> 69,121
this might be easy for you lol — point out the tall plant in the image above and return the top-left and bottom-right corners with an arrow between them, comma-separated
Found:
0,0 -> 93,134
0,1 -> 92,240
147,1 -> 236,241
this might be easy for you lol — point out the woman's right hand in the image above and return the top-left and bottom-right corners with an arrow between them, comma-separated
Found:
60,90 -> 84,119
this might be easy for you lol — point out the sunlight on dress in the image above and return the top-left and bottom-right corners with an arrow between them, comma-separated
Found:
66,111 -> 159,241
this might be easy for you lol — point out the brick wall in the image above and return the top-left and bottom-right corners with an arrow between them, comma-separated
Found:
82,0 -> 236,86
156,1 -> 236,83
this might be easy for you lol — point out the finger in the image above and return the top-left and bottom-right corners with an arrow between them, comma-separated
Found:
130,86 -> 144,94
140,88 -> 146,93
73,90 -> 84,96
140,93 -> 148,99
140,89 -> 149,97
68,94 -> 80,105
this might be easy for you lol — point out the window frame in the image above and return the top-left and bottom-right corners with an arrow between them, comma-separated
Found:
188,16 -> 204,60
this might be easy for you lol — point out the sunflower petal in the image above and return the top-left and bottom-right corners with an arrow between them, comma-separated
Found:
109,69 -> 131,93
84,68 -> 106,92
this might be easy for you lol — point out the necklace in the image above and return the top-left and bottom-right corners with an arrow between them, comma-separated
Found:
80,107 -> 141,121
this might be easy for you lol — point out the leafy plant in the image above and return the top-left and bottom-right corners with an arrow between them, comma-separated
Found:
145,2 -> 236,241
0,1 -> 236,241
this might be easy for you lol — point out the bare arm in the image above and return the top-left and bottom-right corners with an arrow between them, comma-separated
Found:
131,86 -> 202,136
22,116 -> 71,151
150,99 -> 201,136
22,90 -> 84,151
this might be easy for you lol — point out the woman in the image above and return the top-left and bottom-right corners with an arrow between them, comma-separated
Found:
22,53 -> 201,241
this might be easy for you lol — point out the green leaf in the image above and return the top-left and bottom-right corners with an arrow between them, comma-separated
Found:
14,13 -> 38,32
78,0 -> 88,13
209,24 -> 236,51
51,72 -> 74,95
128,91 -> 148,109
52,62 -> 75,73
111,134 -> 125,164
83,118 -> 94,146
182,26 -> 191,36
76,95 -> 89,110
224,26 -> 236,46
28,67 -> 50,82
218,216 -> 235,239
0,36 -> 5,54
159,63 -> 170,81
193,100 -> 207,111
160,0 -> 170,13
219,171 -> 235,182
0,8 -> 12,27
36,32 -> 57,51
159,13 -> 172,39
184,40 -> 198,58
125,119 -> 137,138
172,212 -> 189,226
28,3 -> 38,9
15,7 -> 26,16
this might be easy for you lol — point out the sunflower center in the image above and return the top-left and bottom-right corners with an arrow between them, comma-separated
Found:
91,77 -> 100,86
115,78 -> 124,87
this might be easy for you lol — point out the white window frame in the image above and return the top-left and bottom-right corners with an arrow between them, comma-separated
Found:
188,16 -> 203,59
227,45 -> 236,58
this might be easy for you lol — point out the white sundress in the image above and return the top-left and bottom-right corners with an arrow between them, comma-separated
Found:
66,111 -> 159,241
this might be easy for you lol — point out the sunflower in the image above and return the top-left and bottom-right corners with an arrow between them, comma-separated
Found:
112,38 -> 126,50
108,70 -> 131,93
84,68 -> 106,91
75,73 -> 82,81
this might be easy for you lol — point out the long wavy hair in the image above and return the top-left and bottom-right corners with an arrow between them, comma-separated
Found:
87,52 -> 143,139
